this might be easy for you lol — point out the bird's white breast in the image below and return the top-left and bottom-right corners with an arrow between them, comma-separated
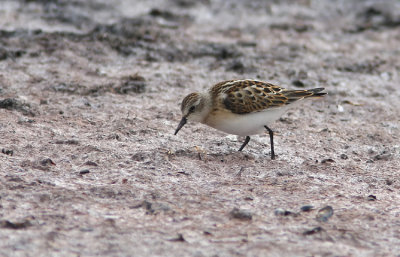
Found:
204,106 -> 290,136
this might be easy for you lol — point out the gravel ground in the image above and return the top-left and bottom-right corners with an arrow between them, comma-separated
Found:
1,0 -> 400,256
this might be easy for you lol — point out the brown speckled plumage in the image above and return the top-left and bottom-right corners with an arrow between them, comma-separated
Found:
209,79 -> 326,114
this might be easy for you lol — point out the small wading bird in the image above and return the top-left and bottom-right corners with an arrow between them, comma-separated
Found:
174,79 -> 326,159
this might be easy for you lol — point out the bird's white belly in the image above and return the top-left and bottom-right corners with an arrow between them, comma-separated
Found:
205,107 -> 288,136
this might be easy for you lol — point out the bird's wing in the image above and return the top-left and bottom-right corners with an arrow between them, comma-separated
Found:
213,80 -> 325,114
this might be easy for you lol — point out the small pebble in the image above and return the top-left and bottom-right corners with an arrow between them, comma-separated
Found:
203,230 -> 212,236
316,206 -> 334,222
168,233 -> 185,242
274,208 -> 285,216
303,226 -> 323,235
0,219 -> 32,229
374,152 -> 391,161
380,72 -> 390,81
79,169 -> 90,175
230,208 -> 253,220
300,205 -> 314,212
84,161 -> 98,166
143,201 -> 171,214
292,79 -> 305,88
367,195 -> 377,201
274,208 -> 298,216
40,158 -> 55,166
321,158 -> 335,164
1,149 -> 13,156
79,227 -> 94,232
55,139 -> 79,145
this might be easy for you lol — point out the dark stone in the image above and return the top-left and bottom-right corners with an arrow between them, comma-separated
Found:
115,75 -> 147,94
274,208 -> 298,217
2,149 -> 14,156
40,158 -> 56,166
300,205 -> 314,212
321,158 -> 335,164
303,226 -> 323,235
79,169 -> 90,175
0,98 -> 36,116
230,208 -> 253,220
292,80 -> 305,88
316,206 -> 334,222
0,219 -> 32,229
84,161 -> 98,166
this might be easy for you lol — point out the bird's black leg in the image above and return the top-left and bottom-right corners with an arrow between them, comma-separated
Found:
238,136 -> 250,152
264,126 -> 275,160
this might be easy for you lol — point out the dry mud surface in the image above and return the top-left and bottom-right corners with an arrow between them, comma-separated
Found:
1,0 -> 400,256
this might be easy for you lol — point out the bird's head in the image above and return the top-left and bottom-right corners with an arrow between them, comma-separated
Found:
174,92 -> 207,135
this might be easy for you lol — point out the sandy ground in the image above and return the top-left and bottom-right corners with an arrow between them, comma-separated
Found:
1,0 -> 400,256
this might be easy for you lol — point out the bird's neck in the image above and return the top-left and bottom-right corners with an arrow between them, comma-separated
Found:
198,93 -> 213,123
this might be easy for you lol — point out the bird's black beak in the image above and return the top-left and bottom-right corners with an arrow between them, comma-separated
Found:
174,117 -> 187,135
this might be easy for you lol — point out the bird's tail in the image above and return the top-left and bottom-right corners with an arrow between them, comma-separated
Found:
283,88 -> 326,100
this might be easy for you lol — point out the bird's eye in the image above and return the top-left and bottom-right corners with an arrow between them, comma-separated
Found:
189,106 -> 195,112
